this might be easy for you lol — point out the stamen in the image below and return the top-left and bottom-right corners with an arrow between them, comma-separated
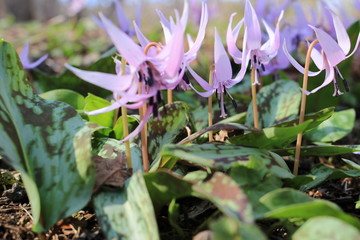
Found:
146,67 -> 154,86
335,67 -> 350,92
342,78 -> 350,92
253,55 -> 257,64
153,103 -> 159,117
183,71 -> 190,84
261,63 -> 265,72
333,79 -> 343,96
232,99 -> 238,110
149,96 -> 154,106
138,72 -> 143,82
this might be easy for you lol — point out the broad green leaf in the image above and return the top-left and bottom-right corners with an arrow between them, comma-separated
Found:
343,158 -> 360,170
84,93 -> 114,128
39,89 -> 85,110
112,115 -> 138,140
259,188 -> 360,229
140,102 -> 190,162
246,80 -> 301,128
292,216 -> 360,240
0,40 -> 95,232
304,109 -> 355,143
272,145 -> 360,156
298,165 -> 360,190
160,143 -> 288,171
210,217 -> 266,240
229,120 -> 312,149
33,55 -> 114,97
193,172 -> 254,223
145,171 -> 253,223
177,122 -> 259,145
93,171 -> 160,240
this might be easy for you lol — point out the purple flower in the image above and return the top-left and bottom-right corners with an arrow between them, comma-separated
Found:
92,0 -> 142,37
66,12 -> 185,142
187,28 -> 240,118
283,11 -> 360,95
189,0 -> 217,25
19,42 -> 48,70
226,0 -> 283,87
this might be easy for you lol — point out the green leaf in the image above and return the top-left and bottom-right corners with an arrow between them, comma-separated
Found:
259,188 -> 360,229
229,107 -> 335,149
299,165 -> 360,190
210,217 -> 267,240
229,120 -> 312,149
93,171 -> 160,240
112,115 -> 138,140
272,145 -> 360,156
293,216 -> 360,240
140,102 -> 190,162
0,40 -> 95,232
304,109 -> 355,143
177,122 -> 259,145
246,80 -> 301,128
39,89 -> 85,110
160,143 -> 288,171
84,93 -> 114,128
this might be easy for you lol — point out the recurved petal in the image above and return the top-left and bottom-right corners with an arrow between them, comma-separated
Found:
309,25 -> 346,66
214,28 -> 232,81
308,64 -> 335,95
100,13 -> 146,67
282,41 -> 322,76
23,54 -> 48,69
226,13 -> 243,61
345,32 -> 360,60
330,11 -> 351,55
134,22 -> 150,48
244,0 -> 261,49
187,65 -> 213,91
65,63 -> 133,92
115,1 -> 131,34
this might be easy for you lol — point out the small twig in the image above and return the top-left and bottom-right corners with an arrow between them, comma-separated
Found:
167,89 -> 173,104
293,40 -> 319,176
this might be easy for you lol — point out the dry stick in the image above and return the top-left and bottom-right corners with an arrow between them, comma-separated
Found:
208,66 -> 215,142
293,40 -> 319,176
167,89 -> 173,104
251,68 -> 259,128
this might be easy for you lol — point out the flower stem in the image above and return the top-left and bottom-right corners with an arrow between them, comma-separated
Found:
167,89 -> 173,104
293,40 -> 319,176
139,85 -> 149,172
208,66 -> 214,142
251,68 -> 259,128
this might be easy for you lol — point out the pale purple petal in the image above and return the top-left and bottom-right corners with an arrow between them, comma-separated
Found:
22,54 -> 48,69
186,2 -> 208,62
214,28 -> 232,82
115,0 -> 131,34
19,42 -> 48,69
180,0 -> 189,31
344,32 -> 360,60
135,0 -> 142,27
187,65 -> 213,91
65,63 -> 133,92
133,21 -> 150,48
261,11 -> 284,58
120,105 -> 153,143
308,64 -> 335,94
282,41 -> 322,76
310,44 -> 324,70
310,25 -> 346,66
330,11 -> 351,55
91,14 -> 105,30
244,0 -> 261,49
226,13 -> 243,62
100,13 -> 146,68
189,83 -> 215,97
187,34 -> 194,49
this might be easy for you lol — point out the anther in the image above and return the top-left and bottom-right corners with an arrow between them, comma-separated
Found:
183,71 -> 190,84
253,55 -> 257,64
153,103 -> 159,117
261,63 -> 265,72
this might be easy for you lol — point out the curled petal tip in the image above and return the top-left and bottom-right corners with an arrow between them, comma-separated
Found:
300,88 -> 311,95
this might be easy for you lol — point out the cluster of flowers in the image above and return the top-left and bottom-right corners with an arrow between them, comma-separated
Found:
21,0 -> 360,142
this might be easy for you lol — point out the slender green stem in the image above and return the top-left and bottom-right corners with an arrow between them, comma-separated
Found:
208,66 -> 214,142
293,40 -> 319,176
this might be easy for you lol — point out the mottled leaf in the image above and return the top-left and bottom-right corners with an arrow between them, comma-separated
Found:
259,188 -> 360,229
160,143 -> 288,171
84,93 -> 114,128
193,172 -> 253,223
246,80 -> 301,128
0,40 -> 95,232
304,109 -> 355,143
210,217 -> 266,240
142,102 -> 190,162
39,89 -> 85,110
93,171 -> 159,240
113,115 -> 138,140
272,145 -> 360,156
293,217 -> 360,240
177,122 -> 259,145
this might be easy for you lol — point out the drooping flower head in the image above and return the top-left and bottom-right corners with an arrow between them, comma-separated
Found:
284,11 -> 360,96
19,42 -> 48,70
226,0 -> 284,87
187,28 -> 240,118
